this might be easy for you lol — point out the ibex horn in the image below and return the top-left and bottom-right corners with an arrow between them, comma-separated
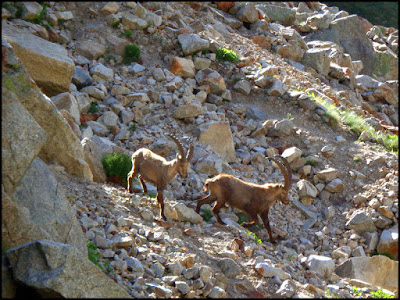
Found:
269,156 -> 291,191
167,134 -> 186,161
275,155 -> 292,189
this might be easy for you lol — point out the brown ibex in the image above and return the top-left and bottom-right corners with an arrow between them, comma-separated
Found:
127,134 -> 193,221
195,156 -> 292,243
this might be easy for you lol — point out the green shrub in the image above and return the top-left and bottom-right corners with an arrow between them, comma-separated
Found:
88,101 -> 99,113
129,124 -> 136,132
370,289 -> 395,298
102,153 -> 132,186
123,43 -> 140,64
216,47 -> 239,63
247,231 -> 263,245
87,240 -> 103,269
201,208 -> 214,222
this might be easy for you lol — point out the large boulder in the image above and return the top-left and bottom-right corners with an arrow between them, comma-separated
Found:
377,225 -> 398,260
305,15 -> 378,75
256,4 -> 296,26
199,121 -> 236,163
2,157 -> 88,256
334,255 -> 398,292
2,23 -> 74,96
81,138 -> 107,183
6,240 -> 131,298
2,39 -> 92,183
178,33 -> 209,56
195,68 -> 226,95
2,41 -> 93,181
374,48 -> 398,81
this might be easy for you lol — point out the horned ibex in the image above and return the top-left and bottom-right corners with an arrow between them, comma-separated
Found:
196,156 -> 292,243
127,134 -> 193,221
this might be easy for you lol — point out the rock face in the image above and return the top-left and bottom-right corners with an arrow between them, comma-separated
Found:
2,23 -> 74,96
2,40 -> 93,181
2,157 -> 88,256
199,121 -> 236,163
306,15 -> 378,75
335,255 -> 398,292
6,240 -> 131,298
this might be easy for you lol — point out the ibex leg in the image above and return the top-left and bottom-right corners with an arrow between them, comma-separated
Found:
156,190 -> 167,221
260,209 -> 275,243
138,175 -> 147,193
212,198 -> 227,225
195,194 -> 217,213
241,212 -> 259,228
127,168 -> 138,193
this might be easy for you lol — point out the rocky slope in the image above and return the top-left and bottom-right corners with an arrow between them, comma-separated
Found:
2,1 -> 398,298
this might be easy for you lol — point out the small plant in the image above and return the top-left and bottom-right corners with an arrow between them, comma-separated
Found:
111,20 -> 121,28
237,214 -> 248,225
201,208 -> 214,222
369,289 -> 395,298
119,29 -> 132,38
87,240 -> 104,270
286,113 -> 294,121
88,101 -> 99,114
353,156 -> 362,162
352,286 -> 362,297
247,231 -> 263,245
147,193 -> 157,199
123,43 -> 140,64
129,124 -> 136,132
216,47 -> 239,63
102,153 -> 132,186
305,160 -> 318,166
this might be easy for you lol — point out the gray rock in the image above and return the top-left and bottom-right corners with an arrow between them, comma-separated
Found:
325,178 -> 344,193
175,280 -> 190,294
233,80 -> 251,95
236,2 -> 259,23
301,48 -> 331,76
3,24 -> 75,96
81,138 -> 107,183
126,257 -> 145,277
297,179 -> 318,199
255,263 -> 291,280
276,279 -> 296,298
334,255 -> 398,292
6,240 -> 131,298
75,40 -> 106,61
86,121 -> 109,136
150,262 -> 166,278
306,255 -> 335,278
90,63 -> 114,81
377,225 -> 398,260
208,286 -> 227,298
256,4 -> 296,26
195,68 -> 226,95
173,103 -> 204,119
217,258 -> 242,278
178,33 -> 210,56
72,66 -> 93,88
268,119 -> 294,137
80,86 -> 106,100
20,2 -> 43,20
346,211 -> 377,234
51,92 -> 81,125
306,15 -> 377,75
199,121 -> 236,163
97,110 -> 119,129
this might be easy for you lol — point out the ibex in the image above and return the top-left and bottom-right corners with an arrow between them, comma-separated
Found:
195,156 -> 292,243
127,134 -> 193,221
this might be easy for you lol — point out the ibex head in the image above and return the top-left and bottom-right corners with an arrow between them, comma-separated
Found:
167,134 -> 193,178
269,155 -> 292,205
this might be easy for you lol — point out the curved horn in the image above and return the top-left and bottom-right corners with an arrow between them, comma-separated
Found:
269,156 -> 291,190
274,155 -> 292,190
186,143 -> 194,161
276,155 -> 292,189
167,134 -> 186,161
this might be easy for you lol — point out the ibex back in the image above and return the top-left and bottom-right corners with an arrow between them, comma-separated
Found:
128,134 -> 193,220
196,156 -> 292,243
